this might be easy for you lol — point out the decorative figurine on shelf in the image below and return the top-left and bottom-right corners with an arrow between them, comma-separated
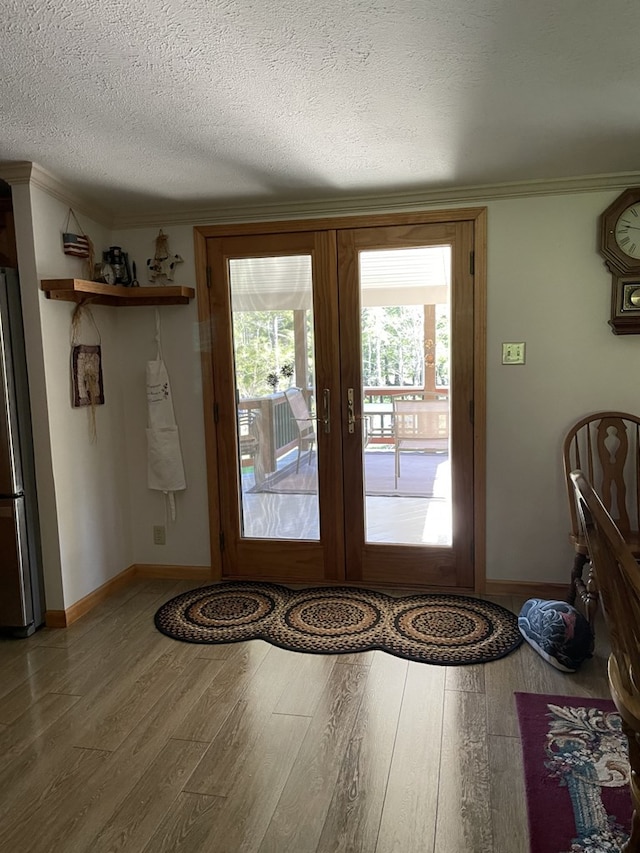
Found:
146,229 -> 184,285
106,246 -> 131,285
93,246 -> 132,285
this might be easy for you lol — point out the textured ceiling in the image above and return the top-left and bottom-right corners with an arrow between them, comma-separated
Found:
2,0 -> 640,217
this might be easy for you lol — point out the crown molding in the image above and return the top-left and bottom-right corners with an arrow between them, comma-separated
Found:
29,163 -> 114,228
113,171 -> 640,229
0,160 -> 114,228
0,160 -> 34,184
3,160 -> 640,232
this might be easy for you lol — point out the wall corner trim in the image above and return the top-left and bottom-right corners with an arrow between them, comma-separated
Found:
44,570 -> 567,630
44,563 -> 213,628
483,579 -> 569,601
133,564 -> 213,581
45,564 -> 138,628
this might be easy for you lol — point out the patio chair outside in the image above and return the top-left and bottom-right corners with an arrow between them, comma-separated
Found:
237,408 -> 265,486
393,398 -> 449,488
284,387 -> 316,472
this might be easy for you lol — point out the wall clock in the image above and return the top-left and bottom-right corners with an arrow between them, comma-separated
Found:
599,187 -> 640,334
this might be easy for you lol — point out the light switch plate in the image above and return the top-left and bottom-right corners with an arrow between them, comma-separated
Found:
502,342 -> 526,364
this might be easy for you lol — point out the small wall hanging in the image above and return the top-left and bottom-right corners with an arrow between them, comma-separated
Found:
62,209 -> 94,279
147,229 -> 184,284
70,303 -> 104,442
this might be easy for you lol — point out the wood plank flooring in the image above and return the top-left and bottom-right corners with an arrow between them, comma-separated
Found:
0,579 -> 612,853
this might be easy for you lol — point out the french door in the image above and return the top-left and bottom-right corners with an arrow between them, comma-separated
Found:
198,211 -> 483,589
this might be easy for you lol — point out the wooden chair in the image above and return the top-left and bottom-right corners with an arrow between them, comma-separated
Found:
563,412 -> 640,626
392,398 -> 449,488
284,388 -> 315,472
570,470 -> 640,853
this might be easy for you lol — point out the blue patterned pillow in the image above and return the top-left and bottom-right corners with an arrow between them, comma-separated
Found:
518,598 -> 594,672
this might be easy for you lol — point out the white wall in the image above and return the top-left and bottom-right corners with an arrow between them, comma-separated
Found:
110,226 -> 210,567
114,190 -> 640,587
486,191 -> 640,582
21,182 -> 640,611
28,187 -> 132,607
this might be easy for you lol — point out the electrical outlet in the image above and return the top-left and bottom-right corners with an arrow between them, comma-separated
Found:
153,525 -> 166,545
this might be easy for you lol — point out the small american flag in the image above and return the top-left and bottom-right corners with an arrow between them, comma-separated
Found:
63,232 -> 91,258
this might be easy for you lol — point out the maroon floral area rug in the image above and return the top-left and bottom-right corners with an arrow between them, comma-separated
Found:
515,692 -> 632,853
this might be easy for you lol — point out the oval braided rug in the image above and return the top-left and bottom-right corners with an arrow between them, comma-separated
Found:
154,582 -> 522,665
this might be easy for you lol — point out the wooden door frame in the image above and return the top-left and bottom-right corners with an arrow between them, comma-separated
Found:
338,219 -> 476,589
194,206 -> 487,592
204,230 -> 345,582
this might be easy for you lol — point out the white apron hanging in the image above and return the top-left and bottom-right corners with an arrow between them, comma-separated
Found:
146,310 -> 186,521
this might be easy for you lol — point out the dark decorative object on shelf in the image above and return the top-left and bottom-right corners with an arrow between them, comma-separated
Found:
104,246 -> 131,285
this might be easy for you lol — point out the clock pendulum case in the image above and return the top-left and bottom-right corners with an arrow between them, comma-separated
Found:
599,187 -> 640,335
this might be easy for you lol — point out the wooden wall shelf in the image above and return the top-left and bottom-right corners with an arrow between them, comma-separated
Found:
41,279 -> 195,306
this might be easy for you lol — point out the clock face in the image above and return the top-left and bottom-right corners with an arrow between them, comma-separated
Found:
614,203 -> 640,259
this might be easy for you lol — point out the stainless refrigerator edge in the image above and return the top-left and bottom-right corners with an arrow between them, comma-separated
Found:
0,267 -> 44,636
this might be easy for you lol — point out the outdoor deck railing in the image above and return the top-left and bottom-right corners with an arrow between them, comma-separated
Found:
238,390 -> 308,472
363,387 -> 449,441
238,387 -> 451,465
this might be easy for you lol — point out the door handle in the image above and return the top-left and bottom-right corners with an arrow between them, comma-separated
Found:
321,388 -> 330,434
347,388 -> 367,435
347,388 -> 355,433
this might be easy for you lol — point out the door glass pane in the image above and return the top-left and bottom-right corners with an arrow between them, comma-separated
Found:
359,247 -> 452,545
229,256 -> 319,540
